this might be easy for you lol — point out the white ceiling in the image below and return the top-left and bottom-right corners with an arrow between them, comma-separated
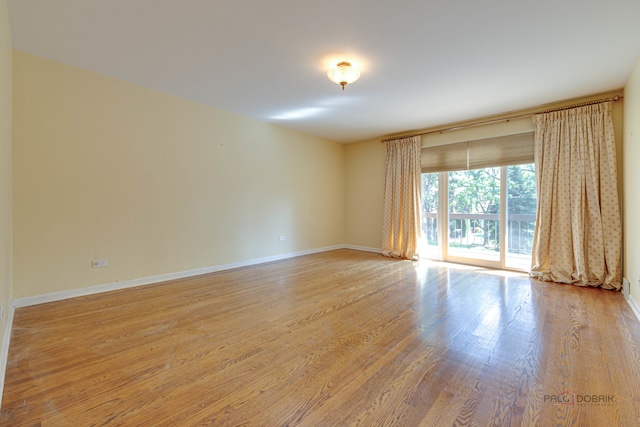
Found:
7,0 -> 640,143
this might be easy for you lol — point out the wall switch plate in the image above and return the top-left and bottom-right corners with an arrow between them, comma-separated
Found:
278,236 -> 285,241
92,259 -> 108,268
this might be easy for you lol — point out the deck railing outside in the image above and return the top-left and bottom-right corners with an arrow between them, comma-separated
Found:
422,212 -> 536,255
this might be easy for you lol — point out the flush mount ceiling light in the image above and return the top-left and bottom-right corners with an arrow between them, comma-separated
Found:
327,61 -> 360,90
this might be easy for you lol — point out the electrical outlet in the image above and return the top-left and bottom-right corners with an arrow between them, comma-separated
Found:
278,236 -> 286,241
92,259 -> 108,268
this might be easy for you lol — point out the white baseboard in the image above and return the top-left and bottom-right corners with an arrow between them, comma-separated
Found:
626,294 -> 640,323
12,244 -> 350,309
343,244 -> 381,253
0,303 -> 16,409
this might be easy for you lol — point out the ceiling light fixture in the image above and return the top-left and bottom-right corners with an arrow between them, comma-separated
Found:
327,61 -> 360,90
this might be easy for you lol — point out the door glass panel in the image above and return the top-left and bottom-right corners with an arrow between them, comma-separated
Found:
448,168 -> 500,261
421,173 -> 439,259
506,164 -> 537,269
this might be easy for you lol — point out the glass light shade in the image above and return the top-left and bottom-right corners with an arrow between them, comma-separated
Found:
327,61 -> 360,90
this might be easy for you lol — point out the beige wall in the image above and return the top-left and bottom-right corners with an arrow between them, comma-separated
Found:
7,47 -> 635,302
345,93 -> 625,254
0,0 -> 12,345
12,51 -> 345,299
624,56 -> 640,306
345,138 -> 385,249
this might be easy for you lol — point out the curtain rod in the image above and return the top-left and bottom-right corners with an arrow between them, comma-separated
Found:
380,95 -> 623,143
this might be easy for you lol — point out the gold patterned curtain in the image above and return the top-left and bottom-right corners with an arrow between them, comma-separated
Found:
530,102 -> 621,290
381,136 -> 423,260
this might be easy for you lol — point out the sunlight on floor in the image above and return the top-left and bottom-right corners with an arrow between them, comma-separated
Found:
417,259 -> 529,278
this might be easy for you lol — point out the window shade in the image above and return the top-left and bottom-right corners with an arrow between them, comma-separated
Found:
421,132 -> 534,173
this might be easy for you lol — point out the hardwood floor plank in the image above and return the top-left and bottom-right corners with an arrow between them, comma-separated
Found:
2,249 -> 640,425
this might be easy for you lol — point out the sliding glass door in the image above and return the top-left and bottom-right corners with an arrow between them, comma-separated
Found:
505,164 -> 537,269
448,167 -> 501,262
421,163 -> 536,271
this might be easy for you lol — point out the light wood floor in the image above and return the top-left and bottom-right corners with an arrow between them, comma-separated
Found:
2,249 -> 640,426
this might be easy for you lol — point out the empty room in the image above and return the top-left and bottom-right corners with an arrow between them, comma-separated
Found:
1,0 -> 640,425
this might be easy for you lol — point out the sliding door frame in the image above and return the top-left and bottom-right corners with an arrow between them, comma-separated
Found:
429,167 -> 526,272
